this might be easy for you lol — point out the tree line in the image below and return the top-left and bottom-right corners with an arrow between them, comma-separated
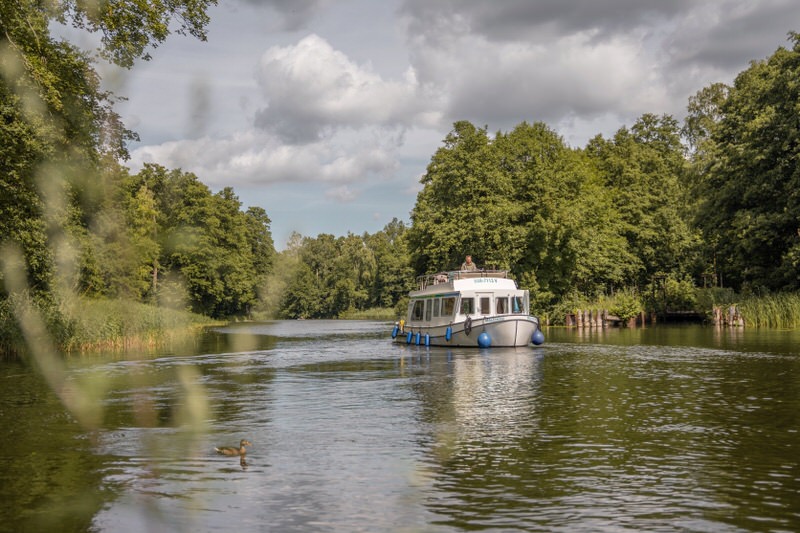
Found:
2,1 -> 799,335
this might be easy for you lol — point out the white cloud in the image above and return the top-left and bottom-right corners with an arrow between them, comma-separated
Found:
253,34 -> 436,143
129,127 -> 400,188
398,0 -> 798,139
325,185 -> 358,202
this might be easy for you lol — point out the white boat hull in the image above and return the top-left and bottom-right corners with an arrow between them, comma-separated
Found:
393,315 -> 540,348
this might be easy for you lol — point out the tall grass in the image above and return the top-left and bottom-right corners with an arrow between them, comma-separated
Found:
1,293 -> 219,356
738,293 -> 800,328
338,307 -> 397,320
63,298 -> 221,351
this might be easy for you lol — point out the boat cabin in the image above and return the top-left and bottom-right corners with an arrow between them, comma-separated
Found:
405,270 -> 530,327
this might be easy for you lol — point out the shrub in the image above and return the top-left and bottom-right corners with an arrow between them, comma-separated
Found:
609,290 -> 642,323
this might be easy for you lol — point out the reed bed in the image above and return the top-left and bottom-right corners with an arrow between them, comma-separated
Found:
738,293 -> 800,328
60,298 -> 220,352
1,294 -> 219,356
338,307 -> 397,320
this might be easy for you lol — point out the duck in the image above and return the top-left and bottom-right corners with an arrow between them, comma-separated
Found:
215,439 -> 251,456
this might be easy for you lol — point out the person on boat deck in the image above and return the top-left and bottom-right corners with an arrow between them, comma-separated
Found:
461,255 -> 477,271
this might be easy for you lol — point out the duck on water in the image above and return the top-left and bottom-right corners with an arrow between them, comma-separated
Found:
215,439 -> 251,456
392,268 -> 545,348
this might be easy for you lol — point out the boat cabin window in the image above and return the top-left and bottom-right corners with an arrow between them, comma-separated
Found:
433,298 -> 441,318
425,299 -> 432,321
496,297 -> 507,314
479,297 -> 491,315
460,297 -> 474,315
442,297 -> 456,317
512,296 -> 525,314
411,300 -> 424,320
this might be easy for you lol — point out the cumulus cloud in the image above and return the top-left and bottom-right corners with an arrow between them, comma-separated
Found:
325,185 -> 358,202
129,128 -> 399,189
254,34 -> 437,143
127,0 -> 800,197
398,0 -> 798,135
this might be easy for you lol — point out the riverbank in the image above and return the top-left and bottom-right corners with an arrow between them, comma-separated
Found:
0,294 -> 221,357
553,291 -> 800,329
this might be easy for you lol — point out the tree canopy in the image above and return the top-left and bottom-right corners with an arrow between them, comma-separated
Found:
696,32 -> 800,293
1,0 -> 218,299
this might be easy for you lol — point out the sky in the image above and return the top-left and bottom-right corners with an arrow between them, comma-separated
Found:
92,0 -> 799,248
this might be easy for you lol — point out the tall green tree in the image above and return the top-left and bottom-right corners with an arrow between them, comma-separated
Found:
0,0 -> 216,298
121,164 -> 275,318
587,114 -> 698,288
366,219 -> 414,308
697,33 -> 800,292
496,122 -> 635,306
408,121 -> 523,274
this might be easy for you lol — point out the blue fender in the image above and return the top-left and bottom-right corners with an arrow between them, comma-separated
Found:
477,332 -> 491,348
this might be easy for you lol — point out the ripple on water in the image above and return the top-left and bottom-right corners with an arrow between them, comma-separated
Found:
5,322 -> 800,532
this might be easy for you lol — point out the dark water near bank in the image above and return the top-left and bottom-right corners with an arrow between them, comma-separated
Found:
1,323 -> 799,532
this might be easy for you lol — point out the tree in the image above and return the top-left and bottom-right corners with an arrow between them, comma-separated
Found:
366,219 -> 414,308
495,122 -> 635,305
408,121 -> 523,274
116,164 -> 275,318
1,0 -> 216,299
697,33 -> 800,292
55,0 -> 217,68
587,114 -> 698,288
280,262 -> 322,319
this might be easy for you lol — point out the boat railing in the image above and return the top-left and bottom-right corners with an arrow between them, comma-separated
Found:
416,270 -> 509,290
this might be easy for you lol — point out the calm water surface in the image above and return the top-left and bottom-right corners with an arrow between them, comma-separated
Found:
1,322 -> 799,532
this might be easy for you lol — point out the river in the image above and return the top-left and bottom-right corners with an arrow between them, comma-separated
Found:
1,322 -> 799,532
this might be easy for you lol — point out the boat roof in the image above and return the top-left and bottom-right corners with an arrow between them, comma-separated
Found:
411,270 -> 519,295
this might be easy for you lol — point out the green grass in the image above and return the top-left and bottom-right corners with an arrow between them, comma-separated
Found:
62,298 -> 221,351
1,294 -> 220,356
338,307 -> 397,320
738,293 -> 800,328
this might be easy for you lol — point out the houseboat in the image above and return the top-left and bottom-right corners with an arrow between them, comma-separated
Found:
392,270 -> 544,348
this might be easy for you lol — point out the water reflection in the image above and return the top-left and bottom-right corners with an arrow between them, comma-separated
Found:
401,333 -> 800,532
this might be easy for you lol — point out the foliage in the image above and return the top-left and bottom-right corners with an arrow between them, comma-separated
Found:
407,117 -> 697,314
608,290 -> 643,323
60,297 -> 218,351
55,0 -> 218,68
408,121 -> 518,273
695,33 -> 800,293
277,220 -> 414,319
0,290 -> 217,356
645,274 -> 699,314
586,114 -> 699,288
1,0 -> 224,346
338,307 -> 397,320
116,164 -> 276,318
694,287 -> 737,312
